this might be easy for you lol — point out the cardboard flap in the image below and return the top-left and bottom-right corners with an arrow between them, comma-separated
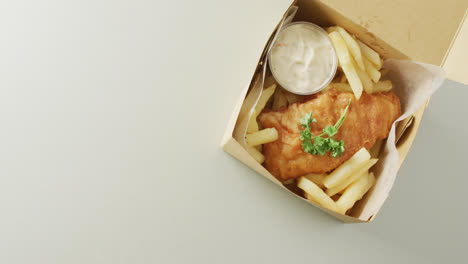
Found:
317,0 -> 468,66
443,10 -> 468,85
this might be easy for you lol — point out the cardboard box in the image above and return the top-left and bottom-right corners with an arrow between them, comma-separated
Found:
221,0 -> 468,223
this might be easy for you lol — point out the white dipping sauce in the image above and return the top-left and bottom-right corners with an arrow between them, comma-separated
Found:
269,23 -> 337,95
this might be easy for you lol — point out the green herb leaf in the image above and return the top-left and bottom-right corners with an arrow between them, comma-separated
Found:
300,113 -> 313,128
299,99 -> 351,158
302,140 -> 315,154
330,140 -> 345,157
323,126 -> 338,137
299,129 -> 310,141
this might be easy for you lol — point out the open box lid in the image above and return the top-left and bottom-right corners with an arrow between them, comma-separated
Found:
239,0 -> 468,86
318,0 -> 468,85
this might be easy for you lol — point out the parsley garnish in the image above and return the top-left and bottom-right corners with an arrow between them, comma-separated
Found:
299,99 -> 351,158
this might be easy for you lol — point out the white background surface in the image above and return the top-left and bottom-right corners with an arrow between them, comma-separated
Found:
0,1 -> 466,263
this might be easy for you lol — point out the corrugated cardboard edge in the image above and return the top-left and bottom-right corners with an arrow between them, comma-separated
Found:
442,9 -> 468,85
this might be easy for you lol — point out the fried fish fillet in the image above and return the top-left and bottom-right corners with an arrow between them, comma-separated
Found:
258,88 -> 401,181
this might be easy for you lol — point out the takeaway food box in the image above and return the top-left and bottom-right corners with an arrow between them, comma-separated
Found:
221,0 -> 468,223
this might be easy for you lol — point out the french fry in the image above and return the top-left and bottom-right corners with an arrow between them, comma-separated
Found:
254,84 -> 276,116
369,140 -> 384,158
373,80 -> 392,93
246,146 -> 265,163
357,39 -> 382,69
329,82 -> 353,93
329,32 -> 363,99
366,172 -> 376,189
246,109 -> 259,133
255,144 -> 262,152
306,192 -> 341,203
333,26 -> 365,71
326,158 -> 378,196
363,57 -> 381,82
336,172 -> 375,214
304,192 -> 314,201
284,91 -> 301,104
330,78 -> 388,95
264,75 -> 277,89
366,171 -> 375,183
246,128 -> 278,146
326,171 -> 366,197
354,59 -> 374,93
272,89 -> 288,110
282,178 -> 295,185
298,176 -> 341,213
272,89 -> 281,110
304,173 -> 326,189
323,148 -> 371,188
